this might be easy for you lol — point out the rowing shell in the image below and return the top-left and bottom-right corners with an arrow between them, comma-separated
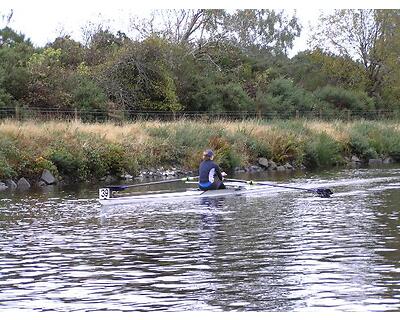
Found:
98,184 -> 271,206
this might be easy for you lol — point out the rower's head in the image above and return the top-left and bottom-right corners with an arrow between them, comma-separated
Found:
203,149 -> 214,160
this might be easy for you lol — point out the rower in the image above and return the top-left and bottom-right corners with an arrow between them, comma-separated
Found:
198,149 -> 227,191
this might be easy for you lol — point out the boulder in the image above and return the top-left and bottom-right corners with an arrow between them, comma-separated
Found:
121,174 -> 134,180
369,158 -> 383,165
258,157 -> 270,168
104,175 -> 118,184
0,182 -> 8,192
351,155 -> 362,163
284,163 -> 294,170
268,161 -> 278,170
40,169 -> 57,185
383,157 -> 394,164
36,180 -> 47,188
276,165 -> 286,171
5,179 -> 17,191
17,178 -> 31,191
249,165 -> 262,172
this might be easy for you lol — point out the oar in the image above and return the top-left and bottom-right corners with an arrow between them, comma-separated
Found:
107,176 -> 199,191
225,178 -> 333,198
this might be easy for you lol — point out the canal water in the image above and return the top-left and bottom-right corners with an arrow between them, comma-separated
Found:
0,167 -> 399,311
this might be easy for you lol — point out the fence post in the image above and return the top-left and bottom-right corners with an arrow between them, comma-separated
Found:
296,110 -> 299,119
15,105 -> 20,121
74,108 -> 78,122
347,109 -> 351,122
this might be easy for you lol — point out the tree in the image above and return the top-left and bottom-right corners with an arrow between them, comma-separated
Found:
98,37 -> 181,112
81,25 -> 129,66
26,47 -> 72,109
129,9 -> 224,45
290,50 -> 368,91
49,36 -> 85,68
0,9 -> 13,28
224,10 -> 301,55
129,9 -> 301,57
310,9 -> 400,102
0,27 -> 34,102
0,66 -> 12,107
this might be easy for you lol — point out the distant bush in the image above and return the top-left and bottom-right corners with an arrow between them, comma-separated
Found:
102,144 -> 126,177
82,144 -> 108,179
47,148 -> 87,181
0,88 -> 12,108
303,132 -> 343,168
0,156 -> 16,179
215,83 -> 255,112
0,137 -> 22,179
21,156 -> 59,178
196,82 -> 255,113
209,135 -> 241,171
72,76 -> 108,121
315,86 -> 375,114
261,78 -> 317,116
348,121 -> 400,160
229,126 -> 271,164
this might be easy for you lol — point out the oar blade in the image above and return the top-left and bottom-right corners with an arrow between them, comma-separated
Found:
107,185 -> 129,191
312,188 -> 333,198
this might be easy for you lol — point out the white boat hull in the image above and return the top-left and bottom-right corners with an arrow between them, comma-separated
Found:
98,185 -> 271,206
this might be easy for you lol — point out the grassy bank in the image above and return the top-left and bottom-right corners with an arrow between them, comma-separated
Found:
1,119 -> 400,182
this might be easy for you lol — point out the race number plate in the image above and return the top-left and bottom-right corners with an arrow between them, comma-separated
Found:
99,188 -> 111,200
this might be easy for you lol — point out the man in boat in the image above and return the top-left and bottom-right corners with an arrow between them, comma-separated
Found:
198,149 -> 226,191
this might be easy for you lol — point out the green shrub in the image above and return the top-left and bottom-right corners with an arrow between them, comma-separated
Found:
143,122 -> 224,167
83,146 -> 108,179
350,135 -> 378,159
348,122 -> 400,160
209,135 -> 241,171
18,156 -> 59,179
47,148 -> 87,181
229,127 -> 271,162
0,136 -> 30,178
102,143 -> 126,176
72,76 -> 108,121
304,132 -> 342,168
0,88 -> 12,108
261,78 -> 317,116
315,86 -> 375,113
0,156 -> 16,179
382,129 -> 400,160
214,83 -> 255,112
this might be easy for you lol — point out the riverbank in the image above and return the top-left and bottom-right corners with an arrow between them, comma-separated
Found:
1,119 -> 400,191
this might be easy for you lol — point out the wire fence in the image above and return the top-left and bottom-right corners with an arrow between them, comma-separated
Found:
1,106 -> 399,122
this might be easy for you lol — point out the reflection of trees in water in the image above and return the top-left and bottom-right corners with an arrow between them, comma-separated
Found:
198,196 -> 301,310
368,188 -> 400,281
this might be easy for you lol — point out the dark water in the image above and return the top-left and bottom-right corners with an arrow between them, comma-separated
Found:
0,167 -> 400,311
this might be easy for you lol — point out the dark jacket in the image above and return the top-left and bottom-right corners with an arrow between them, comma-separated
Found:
199,160 -> 223,188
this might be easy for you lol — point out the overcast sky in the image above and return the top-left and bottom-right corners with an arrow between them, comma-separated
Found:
1,0 -> 398,57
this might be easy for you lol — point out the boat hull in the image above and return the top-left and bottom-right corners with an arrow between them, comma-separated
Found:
98,185 -> 270,206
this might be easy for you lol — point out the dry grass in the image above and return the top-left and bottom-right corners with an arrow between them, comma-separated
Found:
1,118 -> 400,181
1,118 -> 397,141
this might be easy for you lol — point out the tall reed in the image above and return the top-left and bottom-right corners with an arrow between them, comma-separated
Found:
1,119 -> 399,181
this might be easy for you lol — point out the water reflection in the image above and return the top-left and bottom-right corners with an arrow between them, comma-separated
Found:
0,168 -> 400,311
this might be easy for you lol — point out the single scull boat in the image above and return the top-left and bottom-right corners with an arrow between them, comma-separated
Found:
98,183 -> 270,206
98,177 -> 333,206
